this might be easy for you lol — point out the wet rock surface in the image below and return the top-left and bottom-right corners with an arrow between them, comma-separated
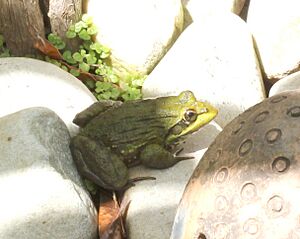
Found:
172,91 -> 300,238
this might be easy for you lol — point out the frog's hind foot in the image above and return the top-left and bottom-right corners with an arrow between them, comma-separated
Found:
122,176 -> 156,191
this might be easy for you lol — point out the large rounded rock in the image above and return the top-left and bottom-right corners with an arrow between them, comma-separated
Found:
0,57 -> 96,137
171,91 -> 300,238
0,107 -> 97,239
86,0 -> 184,75
247,0 -> 300,83
143,13 -> 265,128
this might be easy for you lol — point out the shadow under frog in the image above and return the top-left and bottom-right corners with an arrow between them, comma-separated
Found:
70,91 -> 218,191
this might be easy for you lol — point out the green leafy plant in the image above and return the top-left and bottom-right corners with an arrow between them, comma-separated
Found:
46,14 -> 145,101
0,34 -> 11,57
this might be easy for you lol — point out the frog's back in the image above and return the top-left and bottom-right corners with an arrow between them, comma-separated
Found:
81,97 -> 178,156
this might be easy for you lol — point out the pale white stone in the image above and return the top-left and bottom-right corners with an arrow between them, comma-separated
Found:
143,13 -> 265,128
0,57 -> 96,136
269,72 -> 300,96
182,0 -> 246,26
247,0 -> 300,82
0,107 -> 97,239
87,0 -> 184,75
124,122 -> 222,239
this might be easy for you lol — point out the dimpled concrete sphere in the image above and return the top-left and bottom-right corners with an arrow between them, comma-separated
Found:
171,91 -> 300,239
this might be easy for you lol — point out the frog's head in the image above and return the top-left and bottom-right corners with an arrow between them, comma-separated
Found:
164,91 -> 218,145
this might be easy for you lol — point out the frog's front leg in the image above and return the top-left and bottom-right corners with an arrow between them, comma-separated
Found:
70,135 -> 128,190
139,144 -> 193,169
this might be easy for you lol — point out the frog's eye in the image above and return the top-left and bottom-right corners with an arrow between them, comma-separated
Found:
184,109 -> 198,123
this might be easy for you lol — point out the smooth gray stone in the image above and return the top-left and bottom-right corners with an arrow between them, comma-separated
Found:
0,107 -> 97,239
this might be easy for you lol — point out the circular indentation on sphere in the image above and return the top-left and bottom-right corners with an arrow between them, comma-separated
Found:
232,121 -> 245,135
243,218 -> 260,235
272,157 -> 290,173
241,183 -> 257,201
239,139 -> 253,156
267,195 -> 284,213
198,233 -> 207,239
214,223 -> 228,239
215,196 -> 228,211
287,106 -> 300,117
255,111 -> 269,123
265,128 -> 282,143
214,168 -> 228,184
216,149 -> 222,159
271,95 -> 287,103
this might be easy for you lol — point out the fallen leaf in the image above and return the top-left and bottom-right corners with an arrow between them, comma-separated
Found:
99,194 -> 131,239
34,36 -> 63,60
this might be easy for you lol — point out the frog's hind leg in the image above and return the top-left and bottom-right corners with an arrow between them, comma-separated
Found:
70,135 -> 128,190
73,100 -> 123,127
139,144 -> 193,169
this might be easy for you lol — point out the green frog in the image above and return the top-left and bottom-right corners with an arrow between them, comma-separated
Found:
70,91 -> 217,190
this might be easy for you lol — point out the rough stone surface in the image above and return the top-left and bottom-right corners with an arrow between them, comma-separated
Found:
171,91 -> 300,239
124,122 -> 222,239
0,107 -> 97,239
247,0 -> 300,83
0,57 -> 97,136
86,0 -> 184,75
269,72 -> 300,97
182,0 -> 246,26
143,13 -> 265,128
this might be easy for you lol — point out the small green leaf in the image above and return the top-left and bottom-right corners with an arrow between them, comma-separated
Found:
66,30 -> 76,39
63,50 -> 76,64
47,33 -> 65,49
85,54 -> 97,64
70,68 -> 80,77
100,51 -> 110,59
68,24 -> 75,32
56,41 -> 66,50
79,62 -> 90,72
82,14 -> 93,25
79,29 -> 91,40
73,52 -> 83,62
75,21 -> 88,33
90,42 -> 102,54
80,49 -> 87,56
87,25 -> 98,35
61,65 -> 68,71
95,66 -> 106,75
82,40 -> 92,50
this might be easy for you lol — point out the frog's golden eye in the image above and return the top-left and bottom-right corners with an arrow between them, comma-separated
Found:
184,109 -> 198,123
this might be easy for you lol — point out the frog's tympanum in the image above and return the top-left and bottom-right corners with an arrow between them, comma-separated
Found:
70,91 -> 218,190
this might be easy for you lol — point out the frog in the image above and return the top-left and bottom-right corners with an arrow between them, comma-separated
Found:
70,91 -> 218,191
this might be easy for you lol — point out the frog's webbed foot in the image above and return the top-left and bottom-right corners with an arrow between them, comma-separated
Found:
140,144 -> 194,169
121,176 -> 156,191
174,147 -> 194,161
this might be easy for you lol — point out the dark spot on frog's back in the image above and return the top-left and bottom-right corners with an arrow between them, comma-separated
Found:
7,137 -> 12,141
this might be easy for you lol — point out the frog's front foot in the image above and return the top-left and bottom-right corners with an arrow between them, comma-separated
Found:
70,135 -> 129,191
140,144 -> 194,169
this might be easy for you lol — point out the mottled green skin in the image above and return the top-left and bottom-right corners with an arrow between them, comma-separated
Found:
70,91 -> 218,190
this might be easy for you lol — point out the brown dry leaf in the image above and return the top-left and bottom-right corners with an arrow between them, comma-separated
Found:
99,196 -> 131,239
34,36 -> 63,60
